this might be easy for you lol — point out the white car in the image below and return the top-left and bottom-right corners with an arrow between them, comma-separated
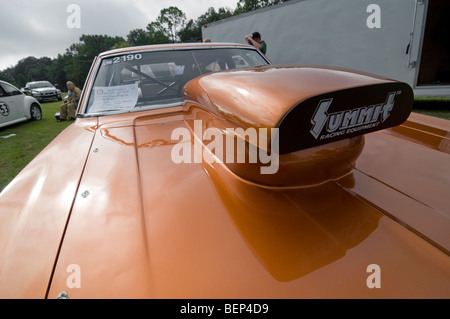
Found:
0,80 -> 42,128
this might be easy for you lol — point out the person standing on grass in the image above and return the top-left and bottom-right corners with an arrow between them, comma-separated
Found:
58,81 -> 81,121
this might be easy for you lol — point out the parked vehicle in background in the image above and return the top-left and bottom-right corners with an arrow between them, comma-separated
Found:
0,80 -> 42,128
22,81 -> 62,102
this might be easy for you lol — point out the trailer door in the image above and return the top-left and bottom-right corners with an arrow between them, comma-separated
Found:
416,0 -> 450,88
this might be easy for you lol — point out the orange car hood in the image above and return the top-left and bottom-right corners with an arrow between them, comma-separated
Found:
50,113 -> 450,299
0,66 -> 449,299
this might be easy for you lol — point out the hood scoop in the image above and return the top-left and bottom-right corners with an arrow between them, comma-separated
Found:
182,66 -> 414,187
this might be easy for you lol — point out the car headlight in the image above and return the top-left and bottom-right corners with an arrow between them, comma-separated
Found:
31,90 -> 41,96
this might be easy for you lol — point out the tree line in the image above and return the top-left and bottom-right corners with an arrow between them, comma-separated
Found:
0,0 -> 287,91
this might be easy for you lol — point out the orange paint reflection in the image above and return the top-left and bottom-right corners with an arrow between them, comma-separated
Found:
206,165 -> 380,282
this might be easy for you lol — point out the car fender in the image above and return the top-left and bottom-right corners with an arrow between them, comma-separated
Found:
0,118 -> 97,298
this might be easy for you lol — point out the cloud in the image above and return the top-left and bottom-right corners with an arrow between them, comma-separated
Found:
0,0 -> 237,71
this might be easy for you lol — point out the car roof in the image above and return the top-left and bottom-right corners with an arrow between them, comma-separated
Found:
0,80 -> 19,88
97,42 -> 257,58
27,81 -> 51,84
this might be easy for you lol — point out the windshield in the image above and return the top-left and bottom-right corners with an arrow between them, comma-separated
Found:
85,47 -> 269,115
30,82 -> 53,88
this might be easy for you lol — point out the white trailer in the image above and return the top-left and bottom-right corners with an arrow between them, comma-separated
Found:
202,0 -> 450,97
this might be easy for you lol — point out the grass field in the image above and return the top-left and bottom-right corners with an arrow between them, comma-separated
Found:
0,96 -> 449,192
412,97 -> 450,120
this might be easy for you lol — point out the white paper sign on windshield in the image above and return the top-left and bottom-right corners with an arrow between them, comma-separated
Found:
90,83 -> 139,112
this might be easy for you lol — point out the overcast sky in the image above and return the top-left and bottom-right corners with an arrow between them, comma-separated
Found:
0,0 -> 238,71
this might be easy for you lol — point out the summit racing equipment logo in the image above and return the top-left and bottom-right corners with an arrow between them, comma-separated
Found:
310,92 -> 396,140
276,83 -> 412,154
